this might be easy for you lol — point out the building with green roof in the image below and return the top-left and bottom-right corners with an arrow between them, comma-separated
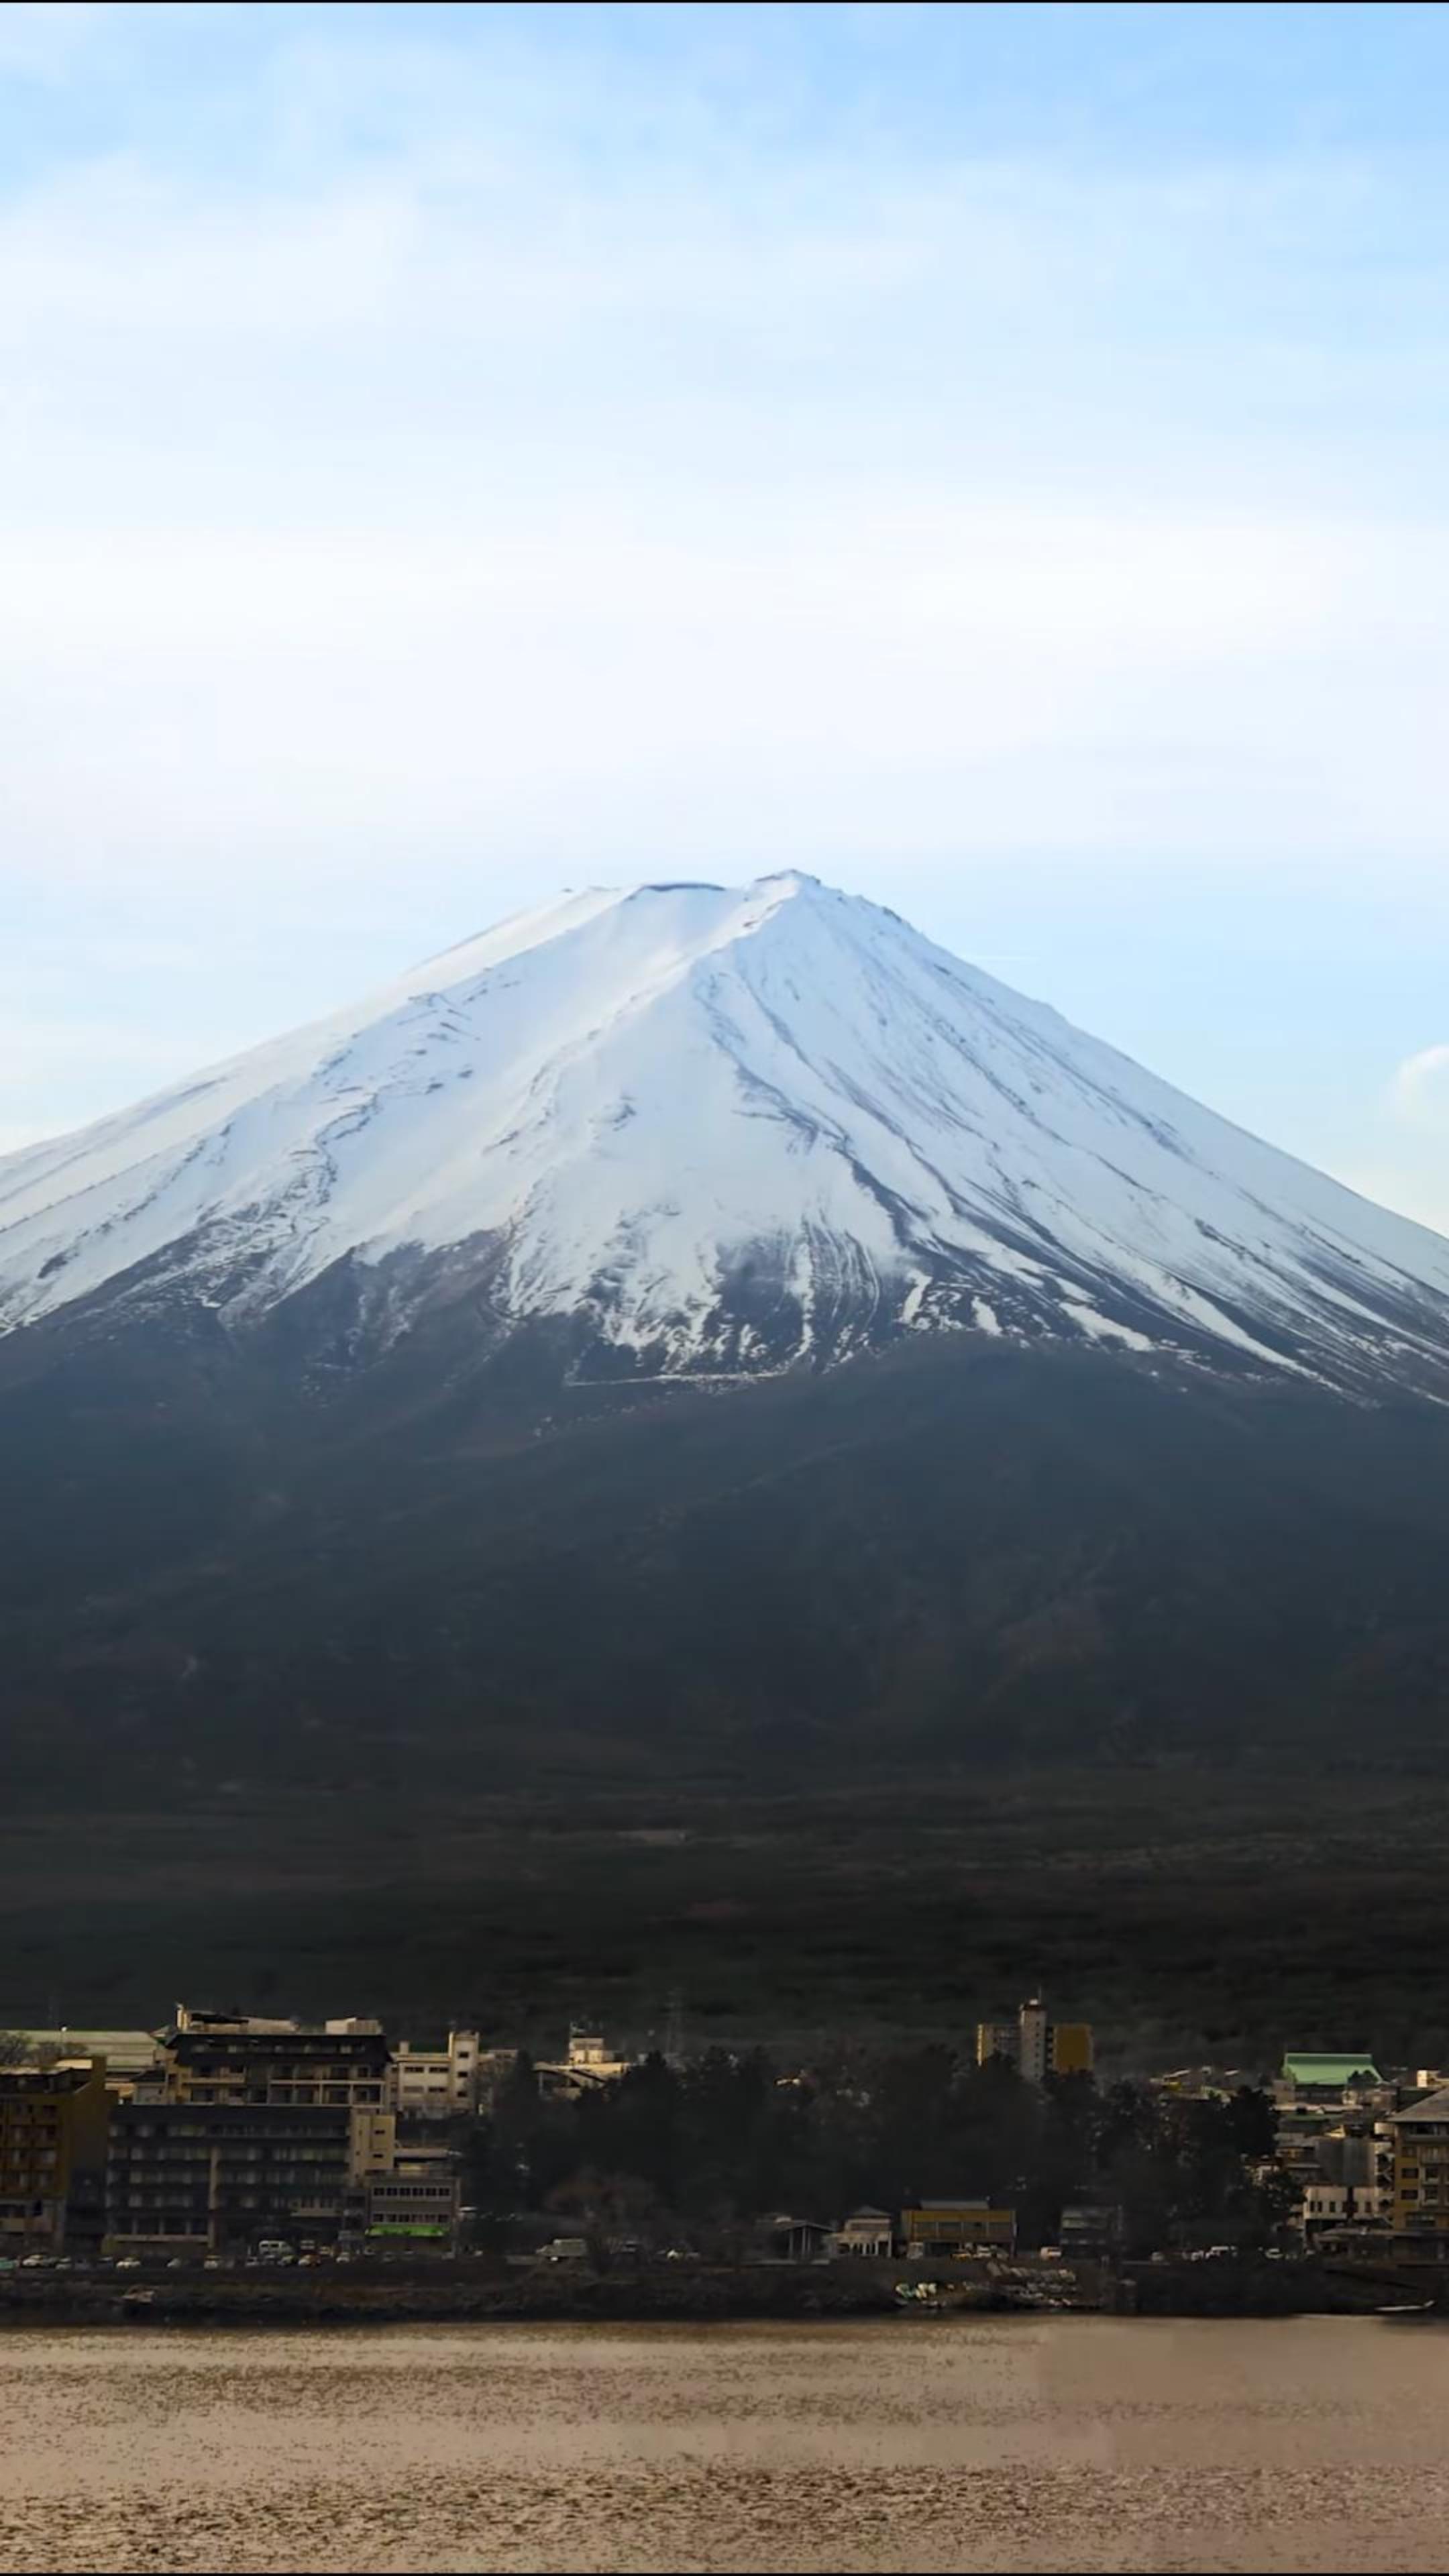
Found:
1279,2052 -> 1383,2099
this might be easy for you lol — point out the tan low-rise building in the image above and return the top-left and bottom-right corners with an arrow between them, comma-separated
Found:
537,2028 -> 634,2098
1301,2180 -> 1389,2237
366,2143 -> 461,2246
901,2200 -> 1016,2256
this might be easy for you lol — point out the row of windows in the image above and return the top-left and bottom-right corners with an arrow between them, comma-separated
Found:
115,2194 -> 343,2213
179,2085 -> 380,2102
119,2128 -> 346,2147
115,2176 -> 345,2196
176,2051 -> 384,2067
116,2139 -> 344,2156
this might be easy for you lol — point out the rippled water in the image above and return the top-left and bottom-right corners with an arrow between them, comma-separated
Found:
3,2316 -> 1449,2573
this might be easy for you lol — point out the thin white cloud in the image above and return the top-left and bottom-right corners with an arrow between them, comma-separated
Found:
1391,1045 -> 1449,1127
2,105 -> 1448,918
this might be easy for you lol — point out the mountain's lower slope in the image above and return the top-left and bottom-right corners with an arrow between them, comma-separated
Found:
5,871 -> 1449,1841
5,1315 -> 1449,1813
4,873 -> 1449,1396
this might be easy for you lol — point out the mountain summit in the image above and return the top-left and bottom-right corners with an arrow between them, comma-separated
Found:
3,872 -> 1448,1395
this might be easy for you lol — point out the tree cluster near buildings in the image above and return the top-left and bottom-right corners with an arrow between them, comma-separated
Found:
466,2045 -> 1287,2256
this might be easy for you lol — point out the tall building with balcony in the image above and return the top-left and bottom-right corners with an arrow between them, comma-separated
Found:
105,2099 -> 357,2257
157,2009 -> 389,2111
0,2058 -> 111,2254
1391,2086 -> 1449,2239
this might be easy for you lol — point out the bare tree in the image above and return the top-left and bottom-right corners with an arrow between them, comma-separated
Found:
0,2032 -> 34,2066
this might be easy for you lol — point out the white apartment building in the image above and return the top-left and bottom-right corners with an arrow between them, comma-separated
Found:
1300,2180 -> 1389,2235
388,2030 -> 482,2119
536,2029 -> 635,2097
833,2208 -> 894,2258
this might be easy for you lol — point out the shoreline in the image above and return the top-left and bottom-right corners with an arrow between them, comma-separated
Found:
2,2255 -> 1428,2331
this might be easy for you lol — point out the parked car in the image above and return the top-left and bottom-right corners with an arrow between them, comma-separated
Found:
539,2237 -> 590,2265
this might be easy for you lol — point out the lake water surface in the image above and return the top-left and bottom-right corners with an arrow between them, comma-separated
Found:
3,2316 -> 1448,2573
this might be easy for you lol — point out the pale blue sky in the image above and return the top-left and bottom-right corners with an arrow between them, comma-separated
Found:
3,2 -> 1448,1227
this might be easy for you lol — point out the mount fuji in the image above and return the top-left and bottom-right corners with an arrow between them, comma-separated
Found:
3,871 -> 1448,1399
9,879 -> 1449,2037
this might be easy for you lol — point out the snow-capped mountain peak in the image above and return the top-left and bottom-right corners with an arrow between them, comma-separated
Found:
3,872 -> 1448,1395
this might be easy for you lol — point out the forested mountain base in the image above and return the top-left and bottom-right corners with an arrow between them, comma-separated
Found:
5,1324 -> 1449,2061
4,1771 -> 1448,2071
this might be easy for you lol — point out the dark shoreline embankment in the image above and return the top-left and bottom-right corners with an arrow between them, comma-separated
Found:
1,2256 -> 1428,2331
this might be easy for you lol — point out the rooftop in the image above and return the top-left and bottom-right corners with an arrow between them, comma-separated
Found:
1281,2053 -> 1383,2087
0,2059 -> 103,2094
908,2197 -> 1005,2212
18,2029 -> 160,2074
1392,2086 -> 1449,2127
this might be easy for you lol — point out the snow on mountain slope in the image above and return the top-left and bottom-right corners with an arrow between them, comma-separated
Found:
3,871 -> 1448,1395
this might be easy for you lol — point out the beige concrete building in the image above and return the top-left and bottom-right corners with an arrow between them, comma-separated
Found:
366,2143 -> 462,2245
1300,2180 -> 1389,2236
347,2110 -> 397,2184
537,2029 -> 634,2097
388,2030 -> 482,2119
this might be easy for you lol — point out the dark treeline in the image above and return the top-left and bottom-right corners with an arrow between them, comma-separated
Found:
465,2047 -> 1290,2255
